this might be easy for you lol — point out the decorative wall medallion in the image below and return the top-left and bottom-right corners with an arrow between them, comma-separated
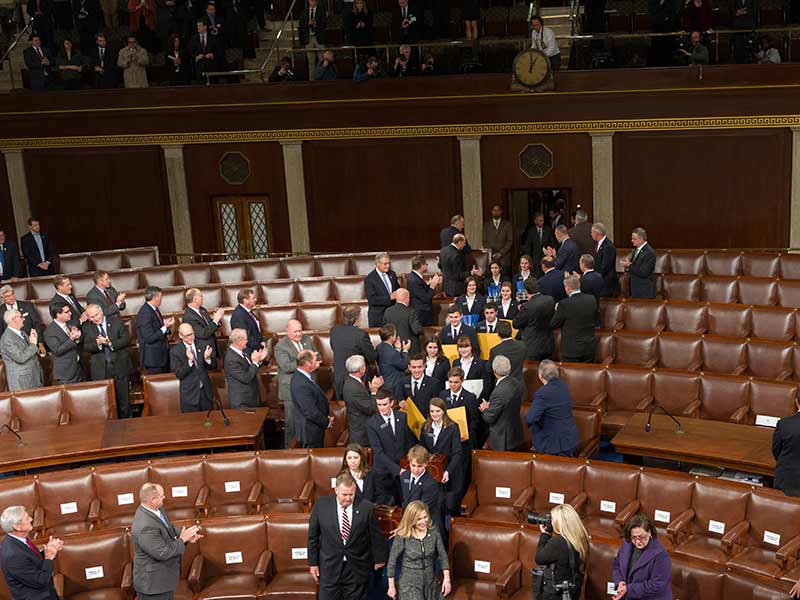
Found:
219,152 -> 251,185
519,144 -> 553,179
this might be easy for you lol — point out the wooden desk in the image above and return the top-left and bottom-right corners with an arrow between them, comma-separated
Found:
0,408 -> 269,472
611,414 -> 776,476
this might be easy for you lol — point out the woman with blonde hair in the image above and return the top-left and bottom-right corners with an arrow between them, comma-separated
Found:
387,500 -> 451,599
534,503 -> 589,600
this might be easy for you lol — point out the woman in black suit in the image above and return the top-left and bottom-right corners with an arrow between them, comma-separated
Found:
340,443 -> 375,504
497,281 -> 519,320
455,276 -> 486,324
420,397 -> 464,512
165,33 -> 191,85
345,0 -> 373,50
484,260 -> 504,300
452,335 -> 485,395
422,335 -> 450,394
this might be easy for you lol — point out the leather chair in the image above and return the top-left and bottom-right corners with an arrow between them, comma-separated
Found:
635,469 -> 695,549
297,303 -> 338,331
155,287 -> 185,315
652,369 -> 701,418
259,306 -> 299,335
263,514 -> 317,600
705,251 -> 742,277
529,456 -> 585,515
701,276 -> 740,304
622,300 -> 665,331
726,487 -> 800,578
257,282 -> 297,306
700,373 -> 750,423
573,408 -> 602,458
118,290 -> 146,318
222,282 -> 261,308
350,254 -> 377,277
747,379 -> 799,426
657,332 -> 702,372
314,332 -> 334,366
583,537 -> 621,600
62,381 -> 116,422
0,476 -> 41,536
177,264 -> 214,287
69,273 -> 96,298
723,571 -> 794,598
449,518 -> 522,600
36,467 -> 98,536
108,270 -> 144,295
579,461 -> 640,539
142,373 -> 180,416
391,251 -> 423,276
245,259 -> 284,281
701,335 -> 747,376
508,525 -> 541,600
150,455 -> 208,521
282,257 -> 315,280
254,450 -> 312,514
707,303 -> 751,338
324,401 -> 348,446
599,299 -> 624,331
740,277 -> 778,307
202,453 -> 261,517
331,276 -> 366,302
315,255 -> 352,277
193,515 -> 269,600
11,386 -> 65,430
751,306 -> 795,342
195,284 -> 225,310
211,261 -> 248,284
140,266 -> 179,288
295,278 -> 333,303
33,299 -> 52,326
93,461 -> 150,529
558,363 -> 607,410
173,534 -> 200,600
670,553 -> 726,600
59,253 -> 92,274
28,276 -> 56,300
122,246 -> 159,268
747,339 -> 794,380
603,366 -> 653,433
90,251 -> 126,272
654,251 -> 671,274
741,252 -> 781,278
309,447 -> 348,499
779,253 -> 800,280
664,301 -> 707,334
52,529 -> 132,600
0,394 -> 10,428
669,251 -> 705,275
595,331 -> 615,364
662,275 -> 702,302
613,331 -> 658,367
461,451 -> 533,523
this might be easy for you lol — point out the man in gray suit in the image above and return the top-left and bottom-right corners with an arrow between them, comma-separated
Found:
224,328 -> 269,409
479,355 -> 524,451
0,309 -> 42,391
86,271 -> 127,318
44,302 -> 83,385
132,482 -> 201,600
274,318 -> 319,448
342,355 -> 382,446
482,204 -> 513,275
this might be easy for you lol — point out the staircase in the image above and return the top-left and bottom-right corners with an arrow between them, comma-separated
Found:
540,5 -> 576,68
0,29 -> 25,92
245,19 -> 300,82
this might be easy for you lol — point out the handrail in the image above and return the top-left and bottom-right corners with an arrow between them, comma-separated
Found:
1,18 -> 33,90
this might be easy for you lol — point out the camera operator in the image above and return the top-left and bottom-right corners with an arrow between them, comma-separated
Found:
755,36 -> 781,63
531,504 -> 589,600
677,31 -> 709,65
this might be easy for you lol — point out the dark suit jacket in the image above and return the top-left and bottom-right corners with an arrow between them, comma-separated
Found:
455,293 -> 486,319
568,222 -> 594,256
343,375 -> 376,446
0,535 -> 59,600
383,302 -> 423,353
86,285 -> 125,319
496,299 -> 519,320
20,232 -> 54,276
291,370 -> 329,447
187,32 -> 221,78
525,379 -> 579,454
580,271 -> 604,326
224,347 -> 261,408
550,292 -> 597,360
475,319 -> 501,334
553,237 -> 579,274
48,293 -> 84,329
364,268 -> 399,327
400,470 -> 443,525
366,410 -> 416,475
354,469 -> 376,504
83,317 -> 133,379
594,237 -> 619,297
0,241 -> 21,279
439,226 -> 470,250
452,356 -> 485,387
482,219 -> 513,269
170,341 -> 213,412
136,303 -> 169,370
401,374 -> 440,417
377,342 -> 408,401
523,225 -> 556,275
0,301 -> 43,338
182,306 -> 220,368
773,412 -> 800,496
628,243 -> 657,299
307,495 -> 386,585
330,324 -> 377,399
439,323 -> 478,351
406,270 -> 436,326
420,421 -> 462,483
230,304 -> 263,355
537,269 -> 567,303
298,3 -> 327,44
482,376 -> 525,451
513,293 -> 555,360
440,244 -> 471,297
23,46 -> 52,92
88,45 -> 118,88
488,338 -> 526,381
391,2 -> 420,43
44,321 -> 83,385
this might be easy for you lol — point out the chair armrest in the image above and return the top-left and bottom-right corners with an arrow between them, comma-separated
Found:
87,498 -> 101,526
194,485 -> 209,510
666,509 -> 694,545
614,500 -> 640,526
59,411 -> 70,426
247,481 -> 263,508
729,405 -> 749,424
121,562 -> 132,593
255,550 -> 272,579
512,486 -> 534,516
721,520 -> 750,551
10,417 -> 20,432
590,391 -> 607,408
32,506 -> 45,532
52,573 -> 64,599
461,483 -> 478,517
495,559 -> 522,597
635,395 -> 654,412
326,388 -> 335,402
681,399 -> 701,417
187,554 -> 204,592
577,437 -> 600,458
569,492 -> 588,512
777,534 -> 800,567
336,428 -> 349,446
298,480 -> 313,510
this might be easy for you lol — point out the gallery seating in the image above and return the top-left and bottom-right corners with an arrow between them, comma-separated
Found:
614,249 -> 800,279
57,246 -> 159,274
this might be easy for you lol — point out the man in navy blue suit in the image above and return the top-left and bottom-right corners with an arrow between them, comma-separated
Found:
591,223 -> 619,297
400,354 -> 439,418
578,254 -> 604,326
290,350 -> 332,448
230,288 -> 264,356
0,505 -> 63,600
406,255 -> 441,326
537,256 -> 566,303
440,367 -> 480,449
0,229 -> 22,280
401,445 -> 444,531
20,218 -> 55,277
525,360 -> 579,456
135,286 -> 175,375
622,227 -> 657,299
438,304 -> 479,350
367,389 -> 417,505
364,252 -> 400,327
545,225 -> 579,275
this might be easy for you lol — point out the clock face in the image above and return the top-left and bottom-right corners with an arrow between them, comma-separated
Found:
513,49 -> 549,88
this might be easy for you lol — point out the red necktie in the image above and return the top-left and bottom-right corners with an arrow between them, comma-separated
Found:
26,539 -> 42,558
104,289 -> 112,303
155,308 -> 164,326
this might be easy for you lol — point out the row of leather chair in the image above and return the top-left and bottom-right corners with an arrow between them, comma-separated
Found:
614,248 -> 800,279
57,246 -> 159,274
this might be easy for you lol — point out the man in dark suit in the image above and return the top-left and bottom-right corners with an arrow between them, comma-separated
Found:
440,234 -> 480,297
773,397 -> 800,497
550,275 -> 597,363
224,328 -> 269,409
400,354 -> 439,417
567,209 -> 594,256
83,304 -> 133,418
188,18 -> 220,83
525,360 -> 579,456
401,445 -> 444,530
579,254 -> 604,326
479,355 -> 524,451
364,252 -> 399,327
482,205 -> 513,275
50,275 -> 86,329
622,227 -> 657,299
86,270 -> 127,319
391,0 -> 420,44
523,212 -> 556,277
22,35 -> 52,92
307,471 -> 387,600
182,287 -> 224,370
89,33 -> 118,88
440,366 -> 480,447
0,505 -> 63,600
275,318 -> 318,448
44,303 -> 83,385
343,355 -> 382,447
546,225 -> 579,275
485,320 -> 526,399
383,288 -> 422,353
367,390 -> 417,505
290,350 -> 331,448
230,288 -> 264,356
512,278 -> 555,361
439,214 -> 470,249
170,323 -> 214,413
591,222 -> 619,297
20,218 -> 55,276
537,256 -> 566,303
475,302 -> 502,334
406,255 -> 441,327
438,303 -> 479,350
136,286 -> 175,375
0,285 -> 45,354
0,229 -> 22,280
331,304 -> 377,400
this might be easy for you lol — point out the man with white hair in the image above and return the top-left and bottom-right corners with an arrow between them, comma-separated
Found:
170,323 -> 214,413
224,328 -> 268,409
342,354 -> 383,446
0,285 -> 44,354
478,355 -> 524,451
0,505 -> 63,599
83,303 -> 134,418
0,309 -> 43,391
364,252 -> 399,327
274,319 -> 319,447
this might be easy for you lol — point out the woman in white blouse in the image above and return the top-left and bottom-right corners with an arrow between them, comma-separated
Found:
422,335 -> 450,395
498,281 -> 519,320
339,443 -> 375,503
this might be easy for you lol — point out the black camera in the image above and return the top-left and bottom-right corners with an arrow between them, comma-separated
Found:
527,511 -> 552,532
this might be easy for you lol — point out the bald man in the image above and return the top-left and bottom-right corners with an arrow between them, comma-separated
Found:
383,288 -> 424,354
170,323 -> 214,413
274,319 -> 319,448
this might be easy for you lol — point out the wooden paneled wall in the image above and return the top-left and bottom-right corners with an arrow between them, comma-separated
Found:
0,159 -> 16,241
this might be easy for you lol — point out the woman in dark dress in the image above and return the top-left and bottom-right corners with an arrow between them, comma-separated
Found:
165,33 -> 190,85
535,504 -> 590,600
345,0 -> 373,49
422,335 -> 450,394
497,281 -> 519,320
57,38 -> 84,90
455,276 -> 486,323
463,0 -> 479,41
339,443 -> 375,504
420,397 -> 464,512
484,260 -> 504,299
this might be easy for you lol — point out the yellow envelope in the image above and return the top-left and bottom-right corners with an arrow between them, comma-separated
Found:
441,344 -> 460,364
401,396 -> 426,439
447,405 -> 469,441
477,333 -> 501,360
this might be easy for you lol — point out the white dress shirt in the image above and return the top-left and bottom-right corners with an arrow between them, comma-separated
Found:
531,26 -> 560,57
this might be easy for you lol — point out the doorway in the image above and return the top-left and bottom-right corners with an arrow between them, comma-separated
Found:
213,196 -> 272,260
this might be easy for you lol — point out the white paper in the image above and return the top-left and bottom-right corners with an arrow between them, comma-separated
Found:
755,415 -> 779,428
225,551 -> 243,564
172,486 -> 188,498
291,548 -> 308,560
85,566 -> 104,580
474,560 -> 491,573
224,481 -> 241,493
607,582 -> 617,595
600,500 -> 617,514
462,379 -> 484,397
117,493 -> 134,505
549,492 -> 565,505
764,530 -> 781,546
654,509 -> 671,523
708,520 -> 726,534
495,487 -> 511,499
60,502 -> 78,515
331,477 -> 337,489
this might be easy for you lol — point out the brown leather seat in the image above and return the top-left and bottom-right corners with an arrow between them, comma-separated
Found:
90,251 -> 126,272
603,366 -> 653,433
69,273 -> 96,298
664,301 -> 707,334
245,259 -> 284,281
59,253 -> 92,274
140,266 -> 179,288
701,335 -> 747,375
211,262 -> 248,284
657,332 -> 702,371
118,290 -> 146,318
701,276 -> 740,304
461,452 -> 532,523
62,381 -> 116,422
150,455 -> 207,521
0,476 -> 40,535
751,306 -> 796,341
194,515 -> 269,600
530,456 -> 584,515
263,514 -> 316,600
599,299 -> 624,330
324,401 -> 347,446
747,339 -> 794,380
723,571 -> 794,597
28,277 -> 55,300
309,447 -> 348,499
297,303 -> 338,331
389,252 -> 420,277
558,363 -> 607,410
142,373 -> 180,416
574,408 -> 602,458
122,247 -> 158,269
623,300 -> 665,332
747,379 -> 799,426
350,254 -> 378,277
282,257 -> 315,280
595,331 -> 615,364
669,251 -> 705,275
11,387 -> 65,430
36,467 -> 98,536
255,450 -> 312,514
670,552 -> 727,600
707,303 -> 751,338
105,270 -> 141,295
315,255 -> 352,277
52,529 -> 131,600
700,373 -> 749,423
177,264 -> 213,287
583,537 -> 621,600
740,276 -> 778,306
705,251 -> 742,277
295,278 -> 333,303
33,300 -> 52,326
579,461 -> 640,539
313,333 -> 334,366
636,469 -> 695,549
258,306 -> 298,335
653,251 -> 670,274
613,331 -> 658,367
652,369 -> 701,418
662,275 -> 701,302
159,287 -> 187,314
93,461 -> 150,529
257,281 -> 297,306
331,276 -> 366,302
742,253 -> 781,278
202,453 -> 260,517
779,253 -> 800,280
195,284 -> 225,310
221,282 -> 261,308
0,394 -> 10,427
508,525 -> 541,600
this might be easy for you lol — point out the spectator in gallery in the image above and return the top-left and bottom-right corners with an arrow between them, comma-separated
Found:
756,36 -> 781,63
622,227 -> 657,299
268,55 -> 296,82
21,217 -> 55,277
482,204 -> 513,275
420,52 -> 435,74
392,0 -> 419,44
345,0 -> 373,47
56,38 -> 84,90
188,19 -> 220,84
300,0 -> 327,80
612,514 -> 672,600
682,0 -> 712,32
117,34 -> 150,88
530,15 -> 561,71
354,56 -> 384,81
90,33 -> 118,89
74,0 -> 101,54
166,33 -> 191,84
678,30 -> 710,64
393,44 -> 419,77
127,0 -> 158,51
315,49 -> 338,80
463,0 -> 479,40
0,229 -> 22,280
23,34 -> 53,92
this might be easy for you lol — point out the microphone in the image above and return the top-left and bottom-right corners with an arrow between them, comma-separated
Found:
1,424 -> 25,447
204,394 -> 231,427
645,402 -> 685,434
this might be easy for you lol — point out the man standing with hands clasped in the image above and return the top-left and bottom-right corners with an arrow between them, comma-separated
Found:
132,483 -> 202,600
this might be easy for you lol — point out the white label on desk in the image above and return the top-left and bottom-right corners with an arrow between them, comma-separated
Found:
172,486 -> 188,498
654,509 -> 671,523
495,487 -> 511,499
225,551 -> 243,564
755,415 -> 780,428
85,566 -> 104,580
474,560 -> 491,574
600,500 -> 617,514
60,502 -> 78,515
764,530 -> 781,546
331,478 -> 337,489
292,548 -> 308,560
117,493 -> 134,505
607,582 -> 617,595
224,481 -> 241,493
549,492 -> 565,505
708,520 -> 726,534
